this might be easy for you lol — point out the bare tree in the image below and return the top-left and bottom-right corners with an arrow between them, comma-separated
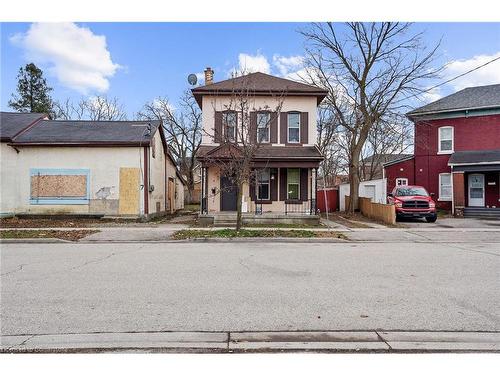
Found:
54,95 -> 127,121
359,114 -> 413,181
301,22 -> 441,212
137,90 -> 202,204
202,75 -> 285,231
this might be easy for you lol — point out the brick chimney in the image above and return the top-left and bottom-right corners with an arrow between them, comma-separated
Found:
204,67 -> 214,85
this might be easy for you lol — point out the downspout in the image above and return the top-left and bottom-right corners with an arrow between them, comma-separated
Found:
144,146 -> 149,216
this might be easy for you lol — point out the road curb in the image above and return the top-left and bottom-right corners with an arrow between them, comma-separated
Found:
2,330 -> 499,353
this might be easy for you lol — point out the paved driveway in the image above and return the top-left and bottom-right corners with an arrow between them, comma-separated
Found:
1,239 -> 499,336
399,216 -> 500,229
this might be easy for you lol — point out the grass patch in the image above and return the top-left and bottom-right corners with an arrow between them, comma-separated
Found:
171,229 -> 345,240
243,222 -> 324,229
0,229 -> 99,241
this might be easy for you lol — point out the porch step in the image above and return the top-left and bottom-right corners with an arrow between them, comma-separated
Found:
463,207 -> 500,219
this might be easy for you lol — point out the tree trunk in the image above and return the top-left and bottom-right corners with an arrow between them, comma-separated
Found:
348,146 -> 362,213
235,182 -> 243,231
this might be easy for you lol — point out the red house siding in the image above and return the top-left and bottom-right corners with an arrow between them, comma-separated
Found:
384,158 -> 415,193
385,113 -> 500,212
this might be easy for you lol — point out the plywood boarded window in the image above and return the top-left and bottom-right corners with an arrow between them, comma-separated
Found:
30,169 -> 90,204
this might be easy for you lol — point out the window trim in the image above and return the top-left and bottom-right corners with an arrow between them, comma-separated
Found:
439,172 -> 452,201
395,177 -> 408,187
256,168 -> 270,201
438,126 -> 454,154
287,112 -> 301,144
257,112 -> 270,143
286,168 -> 300,200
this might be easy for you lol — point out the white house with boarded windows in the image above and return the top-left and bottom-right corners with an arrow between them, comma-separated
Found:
193,69 -> 326,224
0,112 -> 185,219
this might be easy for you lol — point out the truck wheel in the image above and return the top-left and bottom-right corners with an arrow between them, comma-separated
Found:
425,215 -> 437,223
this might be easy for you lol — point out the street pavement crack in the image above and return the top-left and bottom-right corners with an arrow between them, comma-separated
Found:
1,263 -> 26,277
375,330 -> 392,351
7,334 -> 36,350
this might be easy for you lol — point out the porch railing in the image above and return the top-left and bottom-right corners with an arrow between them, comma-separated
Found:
285,199 -> 317,215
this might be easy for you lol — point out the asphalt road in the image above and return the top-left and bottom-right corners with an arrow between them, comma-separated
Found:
1,239 -> 499,336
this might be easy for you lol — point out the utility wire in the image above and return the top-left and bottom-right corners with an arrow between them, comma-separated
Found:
397,54 -> 500,104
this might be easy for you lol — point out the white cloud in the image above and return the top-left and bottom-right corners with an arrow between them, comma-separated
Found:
228,53 -> 271,77
444,52 -> 500,91
272,54 -> 304,77
421,87 -> 443,103
10,23 -> 120,94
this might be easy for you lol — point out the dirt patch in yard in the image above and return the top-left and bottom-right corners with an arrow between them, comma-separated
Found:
0,229 -> 99,241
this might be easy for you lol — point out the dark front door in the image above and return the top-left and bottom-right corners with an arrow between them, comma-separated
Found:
220,176 -> 238,211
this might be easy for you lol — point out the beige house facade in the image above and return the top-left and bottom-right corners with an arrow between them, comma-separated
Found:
193,70 -> 326,220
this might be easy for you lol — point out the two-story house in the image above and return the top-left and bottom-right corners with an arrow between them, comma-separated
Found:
384,84 -> 500,217
192,69 -> 327,223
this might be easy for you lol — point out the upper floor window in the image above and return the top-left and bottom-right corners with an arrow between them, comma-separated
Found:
287,113 -> 300,143
257,112 -> 270,143
438,126 -> 454,153
223,112 -> 237,142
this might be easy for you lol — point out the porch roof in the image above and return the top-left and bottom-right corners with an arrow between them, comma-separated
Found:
196,144 -> 323,160
449,149 -> 500,172
449,149 -> 500,165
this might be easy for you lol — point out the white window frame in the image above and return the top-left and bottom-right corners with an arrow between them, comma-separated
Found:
256,168 -> 270,201
287,168 -> 300,200
223,112 -> 237,142
439,173 -> 452,201
396,178 -> 408,186
438,126 -> 454,154
287,112 -> 300,144
257,112 -> 270,143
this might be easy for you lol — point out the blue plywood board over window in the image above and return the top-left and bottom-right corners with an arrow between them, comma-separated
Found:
30,168 -> 91,205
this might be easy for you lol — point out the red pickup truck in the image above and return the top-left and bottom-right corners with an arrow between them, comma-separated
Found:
387,185 -> 437,223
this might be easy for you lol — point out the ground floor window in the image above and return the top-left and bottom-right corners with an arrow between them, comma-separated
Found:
396,177 -> 408,186
256,168 -> 270,200
30,168 -> 90,205
439,173 -> 452,200
287,168 -> 300,200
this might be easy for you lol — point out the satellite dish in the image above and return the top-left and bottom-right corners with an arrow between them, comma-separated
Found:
187,74 -> 198,86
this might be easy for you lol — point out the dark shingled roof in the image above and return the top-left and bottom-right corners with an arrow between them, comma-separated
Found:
12,119 -> 162,146
363,153 -> 413,165
192,72 -> 328,106
196,144 -> 323,160
0,112 -> 46,141
407,84 -> 500,117
448,149 -> 500,165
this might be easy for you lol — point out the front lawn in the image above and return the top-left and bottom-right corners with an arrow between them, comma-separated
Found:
0,229 -> 99,241
171,229 -> 346,240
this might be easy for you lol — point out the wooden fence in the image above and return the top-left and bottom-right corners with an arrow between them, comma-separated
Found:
345,196 -> 396,225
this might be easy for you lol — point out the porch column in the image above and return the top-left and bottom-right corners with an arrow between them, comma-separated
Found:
452,171 -> 465,217
201,166 -> 209,214
311,168 -> 317,214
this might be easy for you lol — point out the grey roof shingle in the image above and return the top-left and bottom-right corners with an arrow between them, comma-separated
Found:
0,112 -> 46,141
363,153 -> 413,165
192,72 -> 328,106
407,84 -> 500,117
12,119 -> 162,145
448,149 -> 500,165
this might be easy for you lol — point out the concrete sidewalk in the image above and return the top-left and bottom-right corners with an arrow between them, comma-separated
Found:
2,330 -> 499,353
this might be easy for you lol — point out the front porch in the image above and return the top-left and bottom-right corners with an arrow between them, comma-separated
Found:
450,150 -> 500,219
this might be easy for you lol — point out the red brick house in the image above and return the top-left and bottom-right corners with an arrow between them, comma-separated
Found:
384,84 -> 500,217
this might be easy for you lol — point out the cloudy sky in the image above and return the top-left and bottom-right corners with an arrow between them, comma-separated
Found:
1,22 -> 500,117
